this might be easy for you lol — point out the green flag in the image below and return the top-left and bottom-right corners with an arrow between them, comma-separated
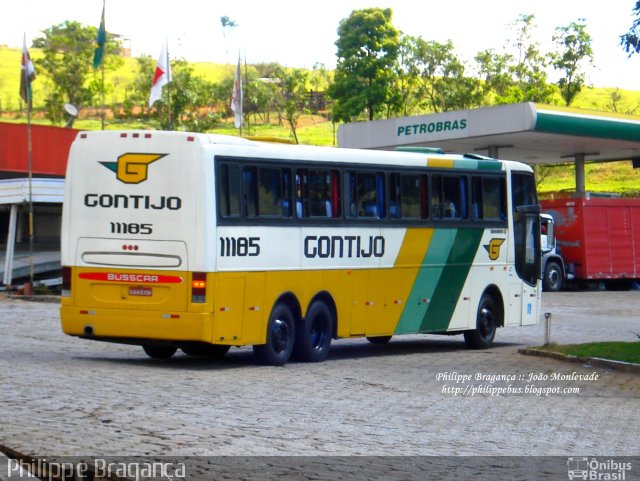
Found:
93,1 -> 106,69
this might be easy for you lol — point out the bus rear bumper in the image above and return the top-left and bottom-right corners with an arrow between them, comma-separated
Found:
60,305 -> 216,345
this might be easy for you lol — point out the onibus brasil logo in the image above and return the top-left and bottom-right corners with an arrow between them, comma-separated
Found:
100,153 -> 167,184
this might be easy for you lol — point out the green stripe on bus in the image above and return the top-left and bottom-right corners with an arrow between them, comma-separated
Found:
452,159 -> 502,170
395,229 -> 453,334
395,228 -> 484,334
419,228 -> 484,332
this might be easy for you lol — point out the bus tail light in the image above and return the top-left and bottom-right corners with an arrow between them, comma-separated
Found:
191,272 -> 207,303
62,267 -> 71,297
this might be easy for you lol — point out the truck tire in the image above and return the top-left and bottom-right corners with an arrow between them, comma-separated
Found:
543,261 -> 563,292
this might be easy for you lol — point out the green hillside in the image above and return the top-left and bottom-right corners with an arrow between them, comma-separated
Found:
2,46 -> 640,196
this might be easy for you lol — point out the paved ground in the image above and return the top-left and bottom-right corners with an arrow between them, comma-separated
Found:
0,291 -> 638,462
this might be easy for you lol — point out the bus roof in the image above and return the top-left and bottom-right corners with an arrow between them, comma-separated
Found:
74,130 -> 533,173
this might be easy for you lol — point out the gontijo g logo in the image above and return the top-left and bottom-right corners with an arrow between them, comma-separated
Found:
99,153 -> 167,184
483,238 -> 505,261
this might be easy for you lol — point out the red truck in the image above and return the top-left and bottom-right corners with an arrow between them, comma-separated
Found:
540,197 -> 640,289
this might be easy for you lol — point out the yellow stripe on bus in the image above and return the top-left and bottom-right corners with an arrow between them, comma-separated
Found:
426,158 -> 454,168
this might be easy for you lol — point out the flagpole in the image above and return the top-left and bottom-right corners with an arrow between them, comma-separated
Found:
166,38 -> 172,131
101,61 -> 105,130
23,42 -> 34,289
243,55 -> 248,136
101,0 -> 105,129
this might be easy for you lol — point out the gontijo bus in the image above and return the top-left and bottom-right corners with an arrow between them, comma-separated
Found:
60,131 -> 541,365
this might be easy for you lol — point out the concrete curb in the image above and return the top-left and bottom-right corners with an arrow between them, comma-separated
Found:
519,347 -> 640,374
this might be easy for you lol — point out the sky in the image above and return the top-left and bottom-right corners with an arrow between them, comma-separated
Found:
2,0 -> 640,90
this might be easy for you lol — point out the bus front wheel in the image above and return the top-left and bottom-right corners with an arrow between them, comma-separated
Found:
464,293 -> 499,349
294,300 -> 333,362
253,303 -> 296,366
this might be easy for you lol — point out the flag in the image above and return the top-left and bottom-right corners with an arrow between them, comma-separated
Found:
231,56 -> 243,129
20,34 -> 36,107
93,1 -> 106,69
149,39 -> 172,107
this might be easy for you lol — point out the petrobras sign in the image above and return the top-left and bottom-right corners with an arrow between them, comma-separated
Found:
397,118 -> 468,138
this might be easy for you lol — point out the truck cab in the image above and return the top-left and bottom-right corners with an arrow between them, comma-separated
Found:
541,212 -> 568,291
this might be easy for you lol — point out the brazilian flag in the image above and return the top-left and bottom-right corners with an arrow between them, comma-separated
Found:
93,2 -> 106,69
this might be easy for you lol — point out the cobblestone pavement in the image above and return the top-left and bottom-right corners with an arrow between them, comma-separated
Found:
0,291 -> 638,459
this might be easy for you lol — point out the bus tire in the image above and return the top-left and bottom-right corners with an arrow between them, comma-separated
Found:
464,293 -> 499,349
181,344 -> 230,358
294,301 -> 333,362
543,261 -> 563,292
253,303 -> 295,366
366,335 -> 392,344
143,344 -> 177,360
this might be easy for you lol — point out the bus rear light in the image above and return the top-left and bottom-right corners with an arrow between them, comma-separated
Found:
191,272 -> 207,303
62,266 -> 71,297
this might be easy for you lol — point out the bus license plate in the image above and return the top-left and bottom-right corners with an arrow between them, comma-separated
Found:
129,286 -> 152,297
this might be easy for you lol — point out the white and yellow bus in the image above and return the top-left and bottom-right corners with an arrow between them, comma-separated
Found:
60,131 -> 541,365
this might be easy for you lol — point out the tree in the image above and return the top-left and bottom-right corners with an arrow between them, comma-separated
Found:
551,20 -> 593,106
620,1 -> 640,55
406,37 -> 481,113
475,49 -> 520,104
504,14 -> 555,103
327,8 -> 399,122
153,59 -> 219,132
393,35 -> 422,116
278,68 -> 310,143
32,21 -> 122,125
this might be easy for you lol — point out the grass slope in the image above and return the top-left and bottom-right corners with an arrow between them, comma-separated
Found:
2,46 -> 640,195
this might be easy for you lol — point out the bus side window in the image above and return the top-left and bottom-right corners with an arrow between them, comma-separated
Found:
218,163 -> 241,218
243,166 -> 258,217
296,168 -> 340,218
244,166 -> 292,218
390,173 -> 427,220
432,174 -> 468,220
472,176 -> 507,221
349,172 -> 384,219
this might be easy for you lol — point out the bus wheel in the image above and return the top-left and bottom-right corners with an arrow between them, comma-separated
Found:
143,344 -> 177,360
253,303 -> 295,366
543,261 -> 563,292
366,336 -> 392,344
294,301 -> 332,362
464,293 -> 498,349
181,344 -> 230,358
